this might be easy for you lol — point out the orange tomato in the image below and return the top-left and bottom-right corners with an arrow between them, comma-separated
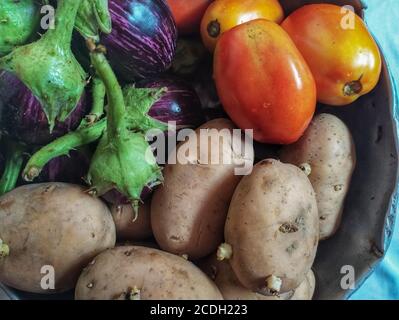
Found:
200,0 -> 284,52
214,19 -> 316,144
166,0 -> 213,35
282,4 -> 382,106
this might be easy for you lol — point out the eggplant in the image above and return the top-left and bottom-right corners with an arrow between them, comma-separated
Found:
102,187 -> 152,206
102,78 -> 205,205
136,77 -> 205,128
0,71 -> 88,145
87,44 -> 162,209
37,149 -> 91,185
0,0 -> 87,129
102,0 -> 177,80
0,0 -> 41,57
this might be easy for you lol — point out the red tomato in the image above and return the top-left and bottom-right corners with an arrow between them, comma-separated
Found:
214,19 -> 316,144
200,0 -> 284,52
282,4 -> 382,106
166,0 -> 213,34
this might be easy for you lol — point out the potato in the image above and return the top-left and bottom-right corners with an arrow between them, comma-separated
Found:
111,202 -> 152,241
224,159 -> 319,295
198,255 -> 293,300
151,118 -> 254,259
290,270 -> 316,300
280,113 -> 356,239
75,246 -> 223,300
0,183 -> 116,293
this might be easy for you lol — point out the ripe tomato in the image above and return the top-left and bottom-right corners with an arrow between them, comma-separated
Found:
214,19 -> 316,144
166,0 -> 213,35
200,0 -> 284,52
282,4 -> 382,106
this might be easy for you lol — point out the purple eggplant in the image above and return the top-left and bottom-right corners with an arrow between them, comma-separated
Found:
102,187 -> 152,206
102,0 -> 177,80
0,71 -> 88,145
102,78 -> 205,206
37,149 -> 91,185
136,77 -> 205,128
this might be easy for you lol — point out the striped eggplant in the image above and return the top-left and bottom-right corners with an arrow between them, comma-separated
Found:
0,71 -> 88,145
103,0 -> 177,80
136,77 -> 205,128
102,78 -> 205,205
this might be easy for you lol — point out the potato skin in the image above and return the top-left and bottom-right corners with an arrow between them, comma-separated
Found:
199,255 -> 292,300
151,118 -> 254,259
280,113 -> 356,240
290,270 -> 316,300
0,183 -> 116,293
225,159 -> 319,294
111,202 -> 152,241
75,246 -> 223,300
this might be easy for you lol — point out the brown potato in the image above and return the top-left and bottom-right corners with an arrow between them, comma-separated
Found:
290,270 -> 316,300
224,159 -> 319,295
75,246 -> 223,300
280,113 -> 356,239
198,255 -> 293,300
111,202 -> 152,241
151,118 -> 254,259
0,183 -> 116,293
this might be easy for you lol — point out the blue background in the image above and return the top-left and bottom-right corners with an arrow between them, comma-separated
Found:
350,0 -> 399,300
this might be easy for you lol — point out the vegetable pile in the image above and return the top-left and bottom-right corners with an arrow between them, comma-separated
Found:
0,0 -> 382,300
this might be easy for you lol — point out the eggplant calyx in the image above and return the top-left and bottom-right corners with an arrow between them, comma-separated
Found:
123,86 -> 169,132
0,0 -> 87,130
0,0 -> 41,57
87,47 -> 163,203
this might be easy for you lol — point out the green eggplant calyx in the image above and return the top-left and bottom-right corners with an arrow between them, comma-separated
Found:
88,46 -> 163,203
0,0 -> 87,130
75,0 -> 112,40
0,0 -> 41,57
123,86 -> 169,132
87,130 -> 163,202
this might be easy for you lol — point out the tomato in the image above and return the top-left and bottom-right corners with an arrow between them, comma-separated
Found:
166,0 -> 213,35
214,19 -> 316,144
282,4 -> 382,106
200,0 -> 284,52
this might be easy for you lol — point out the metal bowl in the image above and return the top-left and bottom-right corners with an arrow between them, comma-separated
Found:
1,0 -> 398,300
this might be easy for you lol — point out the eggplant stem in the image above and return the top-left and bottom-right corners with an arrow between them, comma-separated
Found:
85,76 -> 106,124
88,43 -> 128,139
0,141 -> 25,196
22,119 -> 106,181
44,0 -> 83,47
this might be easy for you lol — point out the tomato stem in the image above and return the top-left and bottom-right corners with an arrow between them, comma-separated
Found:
207,19 -> 221,38
343,78 -> 363,96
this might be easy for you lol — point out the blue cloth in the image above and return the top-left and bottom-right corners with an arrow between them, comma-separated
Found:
350,0 -> 399,300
